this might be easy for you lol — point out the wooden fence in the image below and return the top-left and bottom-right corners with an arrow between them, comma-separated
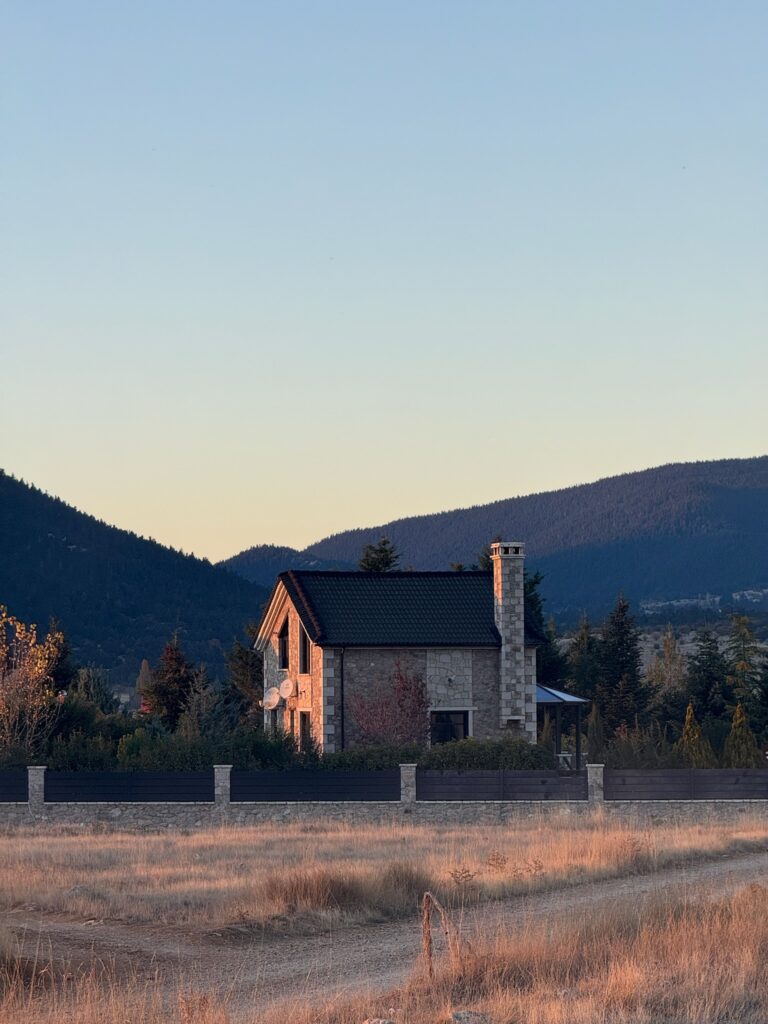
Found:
604,768 -> 768,801
230,768 -> 400,802
416,769 -> 588,801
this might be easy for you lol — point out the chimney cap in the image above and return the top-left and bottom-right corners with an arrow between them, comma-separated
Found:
490,541 -> 525,558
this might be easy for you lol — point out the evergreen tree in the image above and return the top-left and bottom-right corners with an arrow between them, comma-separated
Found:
687,628 -> 733,720
144,634 -> 195,730
475,535 -> 501,572
72,666 -> 118,714
224,625 -> 264,724
177,666 -> 217,740
135,658 -> 152,713
49,620 -> 78,692
597,596 -> 654,732
359,536 -> 400,572
567,616 -> 600,700
722,703 -> 763,768
523,572 -> 567,687
678,703 -> 717,767
726,615 -> 761,712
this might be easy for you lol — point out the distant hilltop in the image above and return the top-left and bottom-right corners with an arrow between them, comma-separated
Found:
221,456 -> 768,618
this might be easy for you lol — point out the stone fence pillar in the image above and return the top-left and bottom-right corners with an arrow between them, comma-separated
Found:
213,765 -> 232,809
27,765 -> 46,814
587,763 -> 604,804
399,763 -> 417,804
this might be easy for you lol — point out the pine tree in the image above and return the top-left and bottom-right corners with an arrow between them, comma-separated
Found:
358,536 -> 400,572
567,616 -> 600,700
678,703 -> 717,768
722,704 -> 763,768
144,635 -> 195,730
523,572 -> 567,687
225,626 -> 264,722
177,666 -> 216,740
727,615 -> 761,712
597,596 -> 654,732
687,628 -> 733,720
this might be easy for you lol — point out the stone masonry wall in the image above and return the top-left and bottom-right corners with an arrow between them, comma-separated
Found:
2,799 -> 767,830
262,593 -> 324,748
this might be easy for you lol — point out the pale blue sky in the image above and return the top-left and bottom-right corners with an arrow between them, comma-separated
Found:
2,2 -> 766,560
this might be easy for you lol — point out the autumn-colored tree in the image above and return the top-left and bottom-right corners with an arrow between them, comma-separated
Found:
722,704 -> 763,768
0,606 -> 64,761
678,703 -> 717,768
348,661 -> 429,745
727,615 -> 762,712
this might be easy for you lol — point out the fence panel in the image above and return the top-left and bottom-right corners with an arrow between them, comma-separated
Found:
604,769 -> 693,800
692,769 -> 768,800
230,769 -> 400,802
416,769 -> 587,801
0,772 -> 28,802
44,771 -> 214,803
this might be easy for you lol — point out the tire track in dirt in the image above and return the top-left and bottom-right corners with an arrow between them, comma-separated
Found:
8,849 -> 768,1019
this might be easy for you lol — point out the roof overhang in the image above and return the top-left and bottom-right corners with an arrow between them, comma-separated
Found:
253,579 -> 290,652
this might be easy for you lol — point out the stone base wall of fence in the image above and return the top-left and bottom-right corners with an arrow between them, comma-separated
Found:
1,765 -> 768,830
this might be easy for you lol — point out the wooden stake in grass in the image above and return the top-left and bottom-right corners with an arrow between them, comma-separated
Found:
420,891 -> 464,980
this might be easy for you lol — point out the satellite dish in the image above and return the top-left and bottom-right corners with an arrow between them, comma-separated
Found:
279,678 -> 296,699
263,687 -> 281,711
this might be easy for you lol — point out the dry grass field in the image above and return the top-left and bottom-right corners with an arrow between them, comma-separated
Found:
1,815 -> 768,1023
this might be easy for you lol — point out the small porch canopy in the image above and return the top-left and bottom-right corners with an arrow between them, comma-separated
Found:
536,685 -> 590,765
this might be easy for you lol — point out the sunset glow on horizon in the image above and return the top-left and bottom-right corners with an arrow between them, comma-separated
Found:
3,2 -> 766,561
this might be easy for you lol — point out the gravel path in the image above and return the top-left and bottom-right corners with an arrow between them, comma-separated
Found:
8,848 -> 768,1019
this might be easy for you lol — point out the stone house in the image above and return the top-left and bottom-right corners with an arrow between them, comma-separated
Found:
254,541 -> 550,752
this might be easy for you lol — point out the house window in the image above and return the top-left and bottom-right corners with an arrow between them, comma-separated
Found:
289,710 -> 295,738
299,712 -> 312,752
299,626 -> 311,674
278,618 -> 289,669
430,710 -> 470,745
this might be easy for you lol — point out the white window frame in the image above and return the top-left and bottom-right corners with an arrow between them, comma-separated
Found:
428,706 -> 475,744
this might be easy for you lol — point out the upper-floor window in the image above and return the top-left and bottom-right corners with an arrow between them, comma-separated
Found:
299,625 -> 311,674
278,617 -> 289,669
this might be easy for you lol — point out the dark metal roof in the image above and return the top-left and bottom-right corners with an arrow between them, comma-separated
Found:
275,570 -> 545,648
536,684 -> 590,705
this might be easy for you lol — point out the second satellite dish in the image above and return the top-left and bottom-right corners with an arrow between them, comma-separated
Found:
279,679 -> 296,699
262,686 -> 281,711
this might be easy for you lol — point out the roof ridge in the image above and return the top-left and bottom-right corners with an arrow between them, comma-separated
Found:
284,569 -> 325,642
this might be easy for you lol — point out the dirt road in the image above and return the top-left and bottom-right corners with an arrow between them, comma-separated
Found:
8,849 -> 768,1019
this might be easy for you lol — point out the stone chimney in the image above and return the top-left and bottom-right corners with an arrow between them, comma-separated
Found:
491,541 -> 535,740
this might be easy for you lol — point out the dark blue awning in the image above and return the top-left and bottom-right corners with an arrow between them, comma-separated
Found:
536,684 -> 590,705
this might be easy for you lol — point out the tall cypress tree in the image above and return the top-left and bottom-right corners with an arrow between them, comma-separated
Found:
598,596 -> 653,732
727,615 -> 761,712
722,704 -> 763,768
678,703 -> 717,768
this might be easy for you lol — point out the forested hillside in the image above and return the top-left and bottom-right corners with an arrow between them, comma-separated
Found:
218,544 -> 355,587
224,457 -> 768,617
0,472 -> 269,683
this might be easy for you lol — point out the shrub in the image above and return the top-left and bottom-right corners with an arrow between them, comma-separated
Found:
419,736 -> 555,770
48,731 -> 118,770
321,742 -> 425,770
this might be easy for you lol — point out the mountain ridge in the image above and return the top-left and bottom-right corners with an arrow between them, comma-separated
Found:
222,457 -> 768,615
0,470 -> 269,683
